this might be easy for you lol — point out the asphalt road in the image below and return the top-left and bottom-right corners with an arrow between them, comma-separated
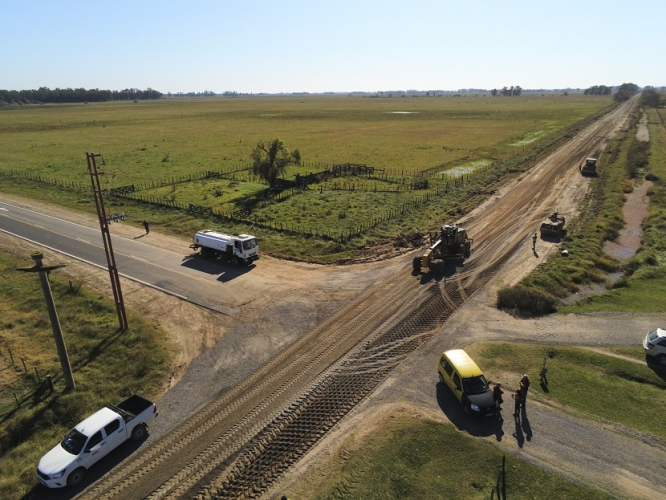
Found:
0,200 -> 248,316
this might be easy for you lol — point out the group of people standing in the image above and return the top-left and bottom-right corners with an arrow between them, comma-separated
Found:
493,374 -> 530,421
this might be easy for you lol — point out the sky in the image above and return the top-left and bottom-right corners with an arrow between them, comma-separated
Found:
3,0 -> 664,94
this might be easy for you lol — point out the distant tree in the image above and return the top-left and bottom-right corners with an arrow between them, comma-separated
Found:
641,87 -> 661,108
251,139 -> 301,188
618,82 -> 639,95
614,89 -> 632,102
491,88 -> 497,97
512,86 -> 522,96
584,85 -> 612,95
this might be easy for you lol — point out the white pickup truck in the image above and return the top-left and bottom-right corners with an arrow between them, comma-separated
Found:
36,394 -> 157,488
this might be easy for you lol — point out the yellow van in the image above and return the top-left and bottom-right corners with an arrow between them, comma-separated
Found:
437,349 -> 496,416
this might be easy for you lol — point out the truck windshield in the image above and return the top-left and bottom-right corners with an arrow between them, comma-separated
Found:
242,239 -> 256,250
463,375 -> 489,395
61,428 -> 87,455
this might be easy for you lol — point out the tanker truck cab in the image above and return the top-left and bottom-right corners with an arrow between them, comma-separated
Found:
191,230 -> 259,266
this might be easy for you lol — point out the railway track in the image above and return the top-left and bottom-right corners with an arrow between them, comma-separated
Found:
75,99 -> 635,500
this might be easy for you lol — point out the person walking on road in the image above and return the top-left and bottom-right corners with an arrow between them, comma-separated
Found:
512,390 -> 523,419
143,220 -> 150,234
520,374 -> 530,408
532,232 -> 538,251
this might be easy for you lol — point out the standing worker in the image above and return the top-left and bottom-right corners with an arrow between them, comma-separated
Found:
519,373 -> 530,408
493,383 -> 504,419
532,232 -> 537,251
511,390 -> 523,419
143,220 -> 150,234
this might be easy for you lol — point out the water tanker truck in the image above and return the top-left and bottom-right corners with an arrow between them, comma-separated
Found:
190,230 -> 259,266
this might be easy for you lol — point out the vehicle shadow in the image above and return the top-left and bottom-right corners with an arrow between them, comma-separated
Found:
540,231 -> 566,244
416,260 -> 463,285
646,356 -> 666,381
180,254 -> 255,282
436,382 -> 503,440
22,435 -> 148,500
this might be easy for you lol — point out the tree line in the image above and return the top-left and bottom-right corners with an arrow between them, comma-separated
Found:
0,87 -> 162,104
490,86 -> 522,96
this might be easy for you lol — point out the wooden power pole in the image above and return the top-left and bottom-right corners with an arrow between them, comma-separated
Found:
86,153 -> 129,330
17,252 -> 75,390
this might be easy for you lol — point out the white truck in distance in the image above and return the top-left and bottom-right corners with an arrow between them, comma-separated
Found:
190,230 -> 259,265
36,395 -> 157,488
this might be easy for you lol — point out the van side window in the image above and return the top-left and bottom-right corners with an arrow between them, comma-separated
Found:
104,419 -> 121,436
441,359 -> 453,377
86,431 -> 103,451
452,373 -> 462,391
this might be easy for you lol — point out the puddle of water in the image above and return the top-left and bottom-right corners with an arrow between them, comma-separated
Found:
509,131 -> 546,147
438,160 -> 492,178
604,181 -> 651,261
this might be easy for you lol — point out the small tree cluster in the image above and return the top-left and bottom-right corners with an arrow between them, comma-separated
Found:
614,82 -> 640,103
641,87 -> 665,108
491,86 -> 522,96
584,85 -> 612,95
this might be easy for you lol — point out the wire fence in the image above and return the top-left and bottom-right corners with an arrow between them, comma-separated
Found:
0,345 -> 54,417
0,162 -> 487,243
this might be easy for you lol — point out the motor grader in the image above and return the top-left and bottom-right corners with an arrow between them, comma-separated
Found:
413,224 -> 472,272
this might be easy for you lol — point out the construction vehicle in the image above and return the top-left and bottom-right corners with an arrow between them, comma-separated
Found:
580,157 -> 598,176
190,230 -> 259,265
540,212 -> 565,238
413,224 -> 472,272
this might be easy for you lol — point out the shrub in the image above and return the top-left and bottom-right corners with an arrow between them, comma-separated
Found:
497,284 -> 557,315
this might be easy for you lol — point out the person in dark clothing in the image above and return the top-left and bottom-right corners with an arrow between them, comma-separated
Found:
532,232 -> 538,251
493,383 -> 504,419
512,390 -> 523,419
143,220 -> 150,234
519,374 -> 530,408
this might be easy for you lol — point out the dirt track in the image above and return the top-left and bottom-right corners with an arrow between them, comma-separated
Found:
9,97 -> 665,499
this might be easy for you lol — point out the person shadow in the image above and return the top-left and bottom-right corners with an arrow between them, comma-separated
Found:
521,408 -> 533,442
134,233 -> 147,240
493,411 -> 505,442
512,417 -> 525,448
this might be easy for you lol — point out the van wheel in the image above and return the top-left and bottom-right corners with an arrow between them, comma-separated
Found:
67,467 -> 86,487
131,424 -> 147,441
658,354 -> 666,366
438,373 -> 444,384
231,256 -> 240,267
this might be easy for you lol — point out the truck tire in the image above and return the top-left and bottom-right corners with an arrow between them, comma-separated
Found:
131,423 -> 147,441
231,256 -> 240,267
201,247 -> 213,259
413,256 -> 422,272
67,467 -> 86,487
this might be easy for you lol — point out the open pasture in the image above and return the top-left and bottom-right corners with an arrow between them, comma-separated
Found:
0,95 -> 613,261
0,94 -> 611,185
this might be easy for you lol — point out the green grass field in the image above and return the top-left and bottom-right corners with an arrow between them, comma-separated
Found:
0,94 -> 614,262
0,95 -> 610,183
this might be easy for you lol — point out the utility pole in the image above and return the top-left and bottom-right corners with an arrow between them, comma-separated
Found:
17,252 -> 75,390
86,152 -> 129,330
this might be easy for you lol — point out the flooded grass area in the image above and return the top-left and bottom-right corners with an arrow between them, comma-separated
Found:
510,130 -> 546,146
438,159 -> 492,178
